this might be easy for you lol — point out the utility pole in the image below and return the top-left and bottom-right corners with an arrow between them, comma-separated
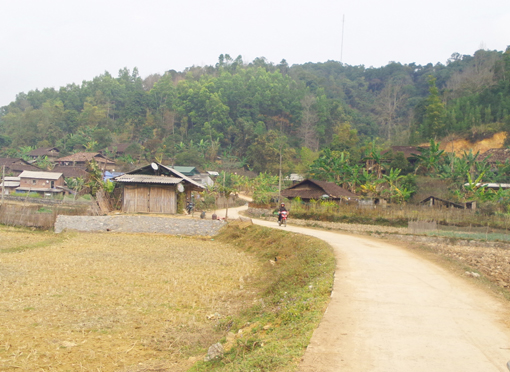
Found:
1,165 -> 4,205
278,118 -> 283,204
340,14 -> 345,63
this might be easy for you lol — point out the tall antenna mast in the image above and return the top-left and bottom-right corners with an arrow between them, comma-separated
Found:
340,14 -> 345,63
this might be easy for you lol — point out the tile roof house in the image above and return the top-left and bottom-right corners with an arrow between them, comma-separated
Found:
281,179 -> 358,203
27,147 -> 61,161
51,165 -> 90,179
114,162 -> 205,214
0,158 -> 42,176
16,171 -> 67,196
100,143 -> 131,157
56,152 -> 116,171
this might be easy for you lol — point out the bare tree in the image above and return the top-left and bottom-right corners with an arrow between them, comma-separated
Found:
142,73 -> 162,91
299,94 -> 319,151
375,80 -> 407,142
445,50 -> 498,101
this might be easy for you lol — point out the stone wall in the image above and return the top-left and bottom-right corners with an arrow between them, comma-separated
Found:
54,215 -> 227,236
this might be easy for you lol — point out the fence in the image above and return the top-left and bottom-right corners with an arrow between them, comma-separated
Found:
286,200 -> 510,230
0,200 -> 96,229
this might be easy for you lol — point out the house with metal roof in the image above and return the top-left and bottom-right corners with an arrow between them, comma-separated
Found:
16,171 -> 67,197
281,179 -> 358,203
1,176 -> 20,195
114,162 -> 205,214
171,166 -> 200,176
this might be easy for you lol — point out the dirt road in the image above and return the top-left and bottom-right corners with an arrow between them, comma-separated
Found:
223,205 -> 510,372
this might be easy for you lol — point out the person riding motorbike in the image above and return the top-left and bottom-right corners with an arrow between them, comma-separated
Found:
278,203 -> 287,222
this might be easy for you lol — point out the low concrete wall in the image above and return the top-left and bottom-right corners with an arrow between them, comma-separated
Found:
55,215 -> 227,236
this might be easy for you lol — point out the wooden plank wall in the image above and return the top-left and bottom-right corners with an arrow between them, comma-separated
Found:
123,185 -> 176,214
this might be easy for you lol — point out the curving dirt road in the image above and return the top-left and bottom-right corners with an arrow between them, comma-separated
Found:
222,205 -> 510,372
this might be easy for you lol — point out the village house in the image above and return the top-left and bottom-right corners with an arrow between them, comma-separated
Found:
281,179 -> 358,204
114,162 -> 205,214
100,143 -> 131,157
0,158 -> 42,176
27,147 -> 61,162
51,165 -> 90,179
16,170 -> 67,197
0,176 -> 20,195
56,152 -> 116,171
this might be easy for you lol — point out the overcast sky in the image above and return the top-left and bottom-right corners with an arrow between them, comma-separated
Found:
1,0 -> 509,107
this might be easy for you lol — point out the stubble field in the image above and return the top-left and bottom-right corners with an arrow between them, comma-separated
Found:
0,227 -> 261,371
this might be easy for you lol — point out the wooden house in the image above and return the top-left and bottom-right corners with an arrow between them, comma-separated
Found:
114,162 -> 205,214
100,143 -> 131,157
281,179 -> 358,203
56,152 -> 116,171
52,165 -> 90,179
0,158 -> 42,176
16,171 -> 67,197
27,147 -> 61,162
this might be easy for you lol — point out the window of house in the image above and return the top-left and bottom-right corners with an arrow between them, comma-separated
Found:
32,180 -> 37,185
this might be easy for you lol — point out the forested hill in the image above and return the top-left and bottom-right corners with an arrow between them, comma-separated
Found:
1,48 -> 509,172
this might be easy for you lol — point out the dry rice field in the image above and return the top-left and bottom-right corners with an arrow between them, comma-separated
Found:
0,227 -> 261,371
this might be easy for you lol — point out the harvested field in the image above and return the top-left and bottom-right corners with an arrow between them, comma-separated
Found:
423,242 -> 510,290
0,228 -> 261,371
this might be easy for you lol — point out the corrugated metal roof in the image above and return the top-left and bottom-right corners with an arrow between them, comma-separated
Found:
18,171 -> 63,180
1,181 -> 20,187
114,174 -> 183,184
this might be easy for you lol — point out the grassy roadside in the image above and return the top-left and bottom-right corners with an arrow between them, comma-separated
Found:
189,222 -> 336,372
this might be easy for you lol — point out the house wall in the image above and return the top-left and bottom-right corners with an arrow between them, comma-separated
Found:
19,176 -> 64,188
123,184 -> 177,214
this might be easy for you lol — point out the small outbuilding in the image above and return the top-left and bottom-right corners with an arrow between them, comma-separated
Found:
114,162 -> 205,214
1,176 -> 20,195
281,179 -> 358,203
419,196 -> 475,210
56,152 -> 116,171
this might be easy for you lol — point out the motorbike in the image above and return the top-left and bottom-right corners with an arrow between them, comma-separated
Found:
278,211 -> 288,227
186,200 -> 195,216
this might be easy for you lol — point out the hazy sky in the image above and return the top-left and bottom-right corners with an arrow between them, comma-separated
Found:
1,0 -> 509,107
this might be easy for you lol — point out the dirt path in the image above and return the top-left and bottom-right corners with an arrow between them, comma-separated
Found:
221,205 -> 510,372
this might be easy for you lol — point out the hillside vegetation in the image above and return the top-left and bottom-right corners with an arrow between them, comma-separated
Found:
1,48 -> 509,172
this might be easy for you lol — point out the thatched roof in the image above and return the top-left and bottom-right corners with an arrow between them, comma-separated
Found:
480,148 -> 510,163
282,179 -> 358,200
